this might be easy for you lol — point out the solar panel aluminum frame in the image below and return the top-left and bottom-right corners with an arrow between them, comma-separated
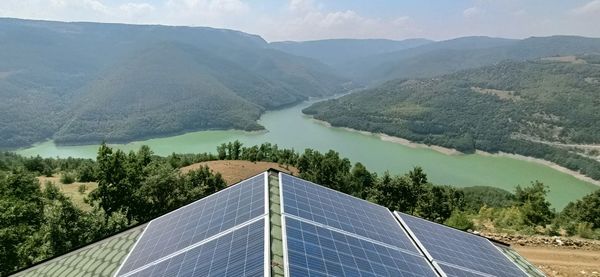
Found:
279,172 -> 440,277
263,172 -> 271,277
393,211 -> 529,277
493,244 -> 544,277
278,172 -> 291,277
114,172 -> 270,277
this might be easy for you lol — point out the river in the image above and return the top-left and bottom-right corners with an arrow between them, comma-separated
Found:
16,98 -> 598,209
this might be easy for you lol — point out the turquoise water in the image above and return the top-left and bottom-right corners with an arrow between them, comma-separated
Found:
17,99 -> 598,209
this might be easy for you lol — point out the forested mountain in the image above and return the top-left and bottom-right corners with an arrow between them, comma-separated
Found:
304,56 -> 600,180
270,38 -> 432,67
273,36 -> 600,84
0,18 -> 347,148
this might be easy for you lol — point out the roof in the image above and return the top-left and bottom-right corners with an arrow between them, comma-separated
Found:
13,225 -> 145,277
11,169 -> 543,277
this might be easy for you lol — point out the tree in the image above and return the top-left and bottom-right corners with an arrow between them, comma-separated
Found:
89,143 -> 134,219
0,172 -> 44,274
514,181 -> 554,226
348,163 -> 374,199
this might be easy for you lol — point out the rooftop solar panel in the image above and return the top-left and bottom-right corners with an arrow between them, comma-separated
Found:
436,263 -> 489,277
117,173 -> 267,276
284,217 -> 437,277
121,218 -> 266,277
395,212 -> 527,277
280,173 -> 418,253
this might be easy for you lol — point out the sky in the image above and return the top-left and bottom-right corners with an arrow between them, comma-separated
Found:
0,0 -> 599,42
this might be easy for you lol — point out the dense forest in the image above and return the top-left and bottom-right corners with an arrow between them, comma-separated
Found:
2,142 -> 599,275
304,57 -> 600,180
0,18 -> 348,148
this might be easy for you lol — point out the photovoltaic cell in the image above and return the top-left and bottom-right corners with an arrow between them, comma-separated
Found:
117,173 -> 266,276
436,263 -> 488,277
280,173 -> 418,253
396,212 -> 526,277
124,218 -> 265,277
285,217 -> 437,277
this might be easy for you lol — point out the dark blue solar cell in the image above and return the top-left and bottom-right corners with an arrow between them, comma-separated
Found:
397,212 -> 526,277
285,217 -> 436,277
436,263 -> 488,277
122,218 -> 265,277
117,173 -> 266,276
280,173 -> 418,253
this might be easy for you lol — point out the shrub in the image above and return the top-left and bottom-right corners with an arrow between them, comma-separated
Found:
60,172 -> 75,184
78,184 -> 87,194
493,206 -> 526,230
445,210 -> 474,231
576,222 -> 597,239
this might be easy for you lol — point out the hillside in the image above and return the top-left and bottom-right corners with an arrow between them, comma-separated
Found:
0,18 -> 347,148
270,38 -> 432,68
273,36 -> 600,84
304,56 -> 600,180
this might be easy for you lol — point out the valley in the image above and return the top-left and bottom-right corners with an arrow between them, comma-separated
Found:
17,97 -> 599,209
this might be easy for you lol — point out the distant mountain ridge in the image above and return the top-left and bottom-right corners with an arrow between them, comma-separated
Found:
272,35 -> 600,84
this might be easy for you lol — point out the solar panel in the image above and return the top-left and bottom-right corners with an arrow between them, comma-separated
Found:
395,212 -> 527,277
436,263 -> 489,277
122,218 -> 266,277
284,217 -> 437,277
117,173 -> 267,276
280,173 -> 418,253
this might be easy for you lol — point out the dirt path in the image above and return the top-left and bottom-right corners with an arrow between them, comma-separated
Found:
181,160 -> 298,185
515,246 -> 600,276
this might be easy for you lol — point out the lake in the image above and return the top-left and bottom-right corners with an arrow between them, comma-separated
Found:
17,98 -> 598,209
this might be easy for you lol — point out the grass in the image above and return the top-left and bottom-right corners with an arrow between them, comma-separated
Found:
38,175 -> 98,211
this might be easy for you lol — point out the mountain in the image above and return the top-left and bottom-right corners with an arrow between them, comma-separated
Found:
270,38 -> 432,67
0,18 -> 348,148
304,56 -> 600,180
273,36 -> 600,84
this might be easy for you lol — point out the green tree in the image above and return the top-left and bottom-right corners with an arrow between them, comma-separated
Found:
89,143 -> 134,219
0,172 -> 44,274
514,181 -> 554,226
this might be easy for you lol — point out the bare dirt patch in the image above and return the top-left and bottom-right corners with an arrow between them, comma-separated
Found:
483,232 -> 600,276
471,86 -> 521,101
514,246 -> 600,277
37,175 -> 98,211
542,56 -> 587,64
181,160 -> 298,185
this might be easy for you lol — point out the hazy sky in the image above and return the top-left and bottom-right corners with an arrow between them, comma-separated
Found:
1,0 -> 599,41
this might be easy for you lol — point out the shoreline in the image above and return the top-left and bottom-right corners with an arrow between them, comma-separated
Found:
311,117 -> 600,188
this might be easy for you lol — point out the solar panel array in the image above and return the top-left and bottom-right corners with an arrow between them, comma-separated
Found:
117,173 -> 267,277
280,173 -> 438,277
113,170 -> 534,277
280,173 -> 417,253
286,217 -> 436,277
396,212 -> 527,277
125,219 -> 265,277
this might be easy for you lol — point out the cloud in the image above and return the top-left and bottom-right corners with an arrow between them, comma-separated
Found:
571,0 -> 600,15
257,0 -> 418,41
463,6 -> 482,18
119,3 -> 156,15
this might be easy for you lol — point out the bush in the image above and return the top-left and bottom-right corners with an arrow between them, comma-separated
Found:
60,172 -> 75,184
78,184 -> 87,194
576,222 -> 597,239
493,206 -> 526,230
445,210 -> 474,231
